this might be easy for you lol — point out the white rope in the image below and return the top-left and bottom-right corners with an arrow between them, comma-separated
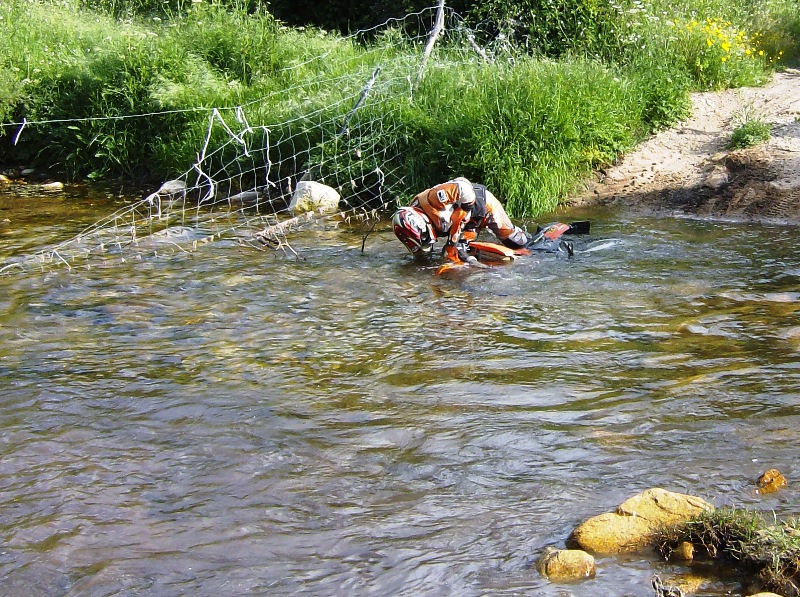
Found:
0,5 -> 493,275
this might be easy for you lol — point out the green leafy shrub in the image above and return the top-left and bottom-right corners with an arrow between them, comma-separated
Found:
729,112 -> 772,149
673,17 -> 772,89
469,0 -> 626,60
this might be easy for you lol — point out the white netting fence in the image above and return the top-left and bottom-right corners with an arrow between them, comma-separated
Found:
0,3 -> 500,274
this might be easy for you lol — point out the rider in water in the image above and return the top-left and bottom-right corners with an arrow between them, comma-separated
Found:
392,177 -> 532,262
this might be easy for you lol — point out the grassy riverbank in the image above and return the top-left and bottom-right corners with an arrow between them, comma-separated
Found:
1,0 -> 798,216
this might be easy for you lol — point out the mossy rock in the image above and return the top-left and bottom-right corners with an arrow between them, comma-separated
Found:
568,488 -> 714,554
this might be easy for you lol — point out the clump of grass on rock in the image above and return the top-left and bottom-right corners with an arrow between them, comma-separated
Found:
656,507 -> 800,596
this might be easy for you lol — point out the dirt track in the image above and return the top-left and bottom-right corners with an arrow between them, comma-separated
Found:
568,68 -> 800,222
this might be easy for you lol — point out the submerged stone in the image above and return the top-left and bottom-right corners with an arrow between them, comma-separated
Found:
653,572 -> 708,596
673,541 -> 695,561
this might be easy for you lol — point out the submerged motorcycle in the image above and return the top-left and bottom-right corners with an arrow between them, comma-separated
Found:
437,220 -> 590,275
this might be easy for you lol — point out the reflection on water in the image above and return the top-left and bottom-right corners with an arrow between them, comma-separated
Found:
1,196 -> 800,596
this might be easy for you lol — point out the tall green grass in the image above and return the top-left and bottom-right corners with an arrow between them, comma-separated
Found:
401,60 -> 648,215
1,1 -> 241,180
0,0 -> 797,215
0,1 -> 373,182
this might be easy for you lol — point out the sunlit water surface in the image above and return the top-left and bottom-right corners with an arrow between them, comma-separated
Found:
1,192 -> 799,596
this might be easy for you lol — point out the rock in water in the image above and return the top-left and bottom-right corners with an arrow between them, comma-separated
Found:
155,179 -> 186,195
568,488 -> 714,554
536,547 -> 596,581
756,469 -> 787,494
289,181 -> 340,215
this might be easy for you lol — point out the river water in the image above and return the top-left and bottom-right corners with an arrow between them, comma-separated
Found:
1,190 -> 799,596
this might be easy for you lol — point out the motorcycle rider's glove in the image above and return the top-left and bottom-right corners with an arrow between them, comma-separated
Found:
443,240 -> 470,263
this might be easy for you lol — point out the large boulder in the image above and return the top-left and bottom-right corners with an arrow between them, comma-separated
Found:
536,547 -> 595,581
616,487 -> 713,525
567,512 -> 655,554
289,181 -> 340,215
567,488 -> 714,554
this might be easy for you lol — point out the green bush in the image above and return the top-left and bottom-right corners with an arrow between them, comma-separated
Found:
729,112 -> 772,149
79,0 -> 262,19
467,0 -> 626,60
0,1 -> 291,181
634,64 -> 693,131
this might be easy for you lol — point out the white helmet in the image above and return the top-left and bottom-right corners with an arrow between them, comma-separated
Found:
392,206 -> 435,255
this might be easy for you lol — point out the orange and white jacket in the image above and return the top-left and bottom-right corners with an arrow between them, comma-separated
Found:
410,177 -> 476,245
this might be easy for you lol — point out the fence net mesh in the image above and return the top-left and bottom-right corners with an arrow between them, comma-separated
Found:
1,5 -> 497,274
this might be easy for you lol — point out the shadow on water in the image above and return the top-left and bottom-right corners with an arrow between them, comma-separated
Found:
1,198 -> 800,596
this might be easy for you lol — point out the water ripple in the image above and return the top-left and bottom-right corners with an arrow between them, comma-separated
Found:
1,213 -> 800,595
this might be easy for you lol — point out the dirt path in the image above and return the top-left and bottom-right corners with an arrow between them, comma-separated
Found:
568,68 -> 800,221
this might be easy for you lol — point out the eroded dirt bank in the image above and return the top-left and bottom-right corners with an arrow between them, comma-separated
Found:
568,68 -> 800,222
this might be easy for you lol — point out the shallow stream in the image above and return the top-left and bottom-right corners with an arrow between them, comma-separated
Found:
1,190 -> 799,596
